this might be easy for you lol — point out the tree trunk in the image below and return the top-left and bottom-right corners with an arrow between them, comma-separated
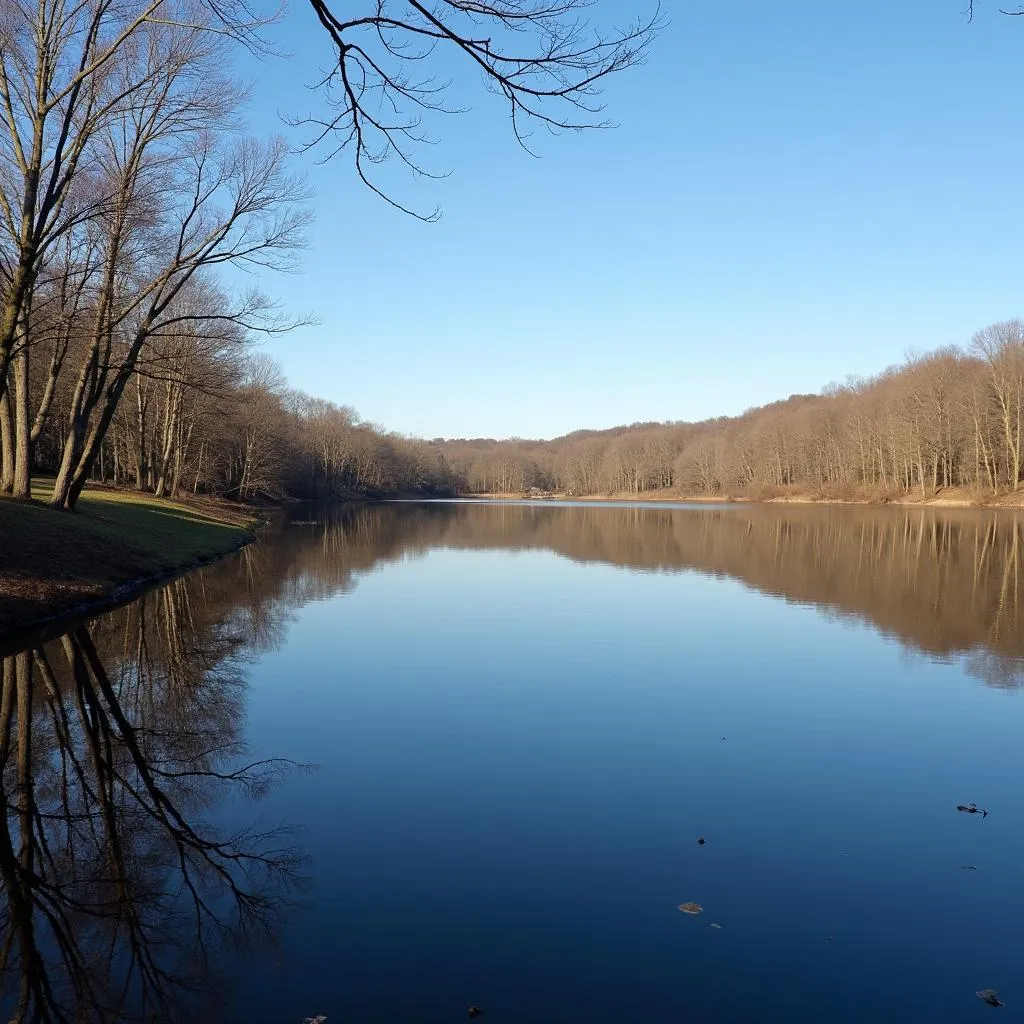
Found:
192,441 -> 205,495
153,384 -> 181,497
11,330 -> 31,499
29,334 -> 69,448
62,323 -> 155,509
0,383 -> 13,494
134,378 -> 149,490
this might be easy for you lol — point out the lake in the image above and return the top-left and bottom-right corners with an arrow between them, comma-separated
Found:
2,500 -> 1024,1023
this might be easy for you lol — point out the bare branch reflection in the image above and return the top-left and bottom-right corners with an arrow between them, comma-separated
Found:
0,579 -> 307,1022
3,500 -> 1021,1017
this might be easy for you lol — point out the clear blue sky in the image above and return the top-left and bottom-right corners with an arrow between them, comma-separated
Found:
232,0 -> 1024,440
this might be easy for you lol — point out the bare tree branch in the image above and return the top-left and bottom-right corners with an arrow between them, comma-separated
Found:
291,0 -> 663,218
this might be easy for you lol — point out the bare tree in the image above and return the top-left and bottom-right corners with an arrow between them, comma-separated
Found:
48,128 -> 309,509
0,0 -> 271,415
233,353 -> 291,499
965,1 -> 1024,21
972,320 -> 1024,492
296,0 -> 661,216
0,0 -> 278,495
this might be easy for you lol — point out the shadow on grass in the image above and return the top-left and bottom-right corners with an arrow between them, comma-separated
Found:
0,487 -> 253,639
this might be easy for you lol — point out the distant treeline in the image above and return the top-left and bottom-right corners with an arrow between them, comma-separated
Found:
89,354 -> 461,501
20,350 -> 462,502
437,321 -> 1024,500
16,318 -> 1024,504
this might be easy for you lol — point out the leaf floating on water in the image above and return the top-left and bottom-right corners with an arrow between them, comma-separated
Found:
678,902 -> 703,915
977,990 -> 1004,1008
956,803 -> 989,817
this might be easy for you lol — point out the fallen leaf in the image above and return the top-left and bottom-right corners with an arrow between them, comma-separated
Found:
977,990 -> 1004,1008
957,803 -> 989,817
678,902 -> 703,915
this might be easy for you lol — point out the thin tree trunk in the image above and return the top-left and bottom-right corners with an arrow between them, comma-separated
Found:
11,328 -> 31,499
0,382 -> 13,494
62,322 -> 155,509
192,440 -> 205,495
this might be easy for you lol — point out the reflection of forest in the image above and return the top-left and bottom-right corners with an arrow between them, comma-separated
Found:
271,502 -> 1024,687
0,577 -> 302,1023
2,500 -> 1020,1017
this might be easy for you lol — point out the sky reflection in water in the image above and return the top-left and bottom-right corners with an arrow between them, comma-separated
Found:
3,502 -> 1024,1022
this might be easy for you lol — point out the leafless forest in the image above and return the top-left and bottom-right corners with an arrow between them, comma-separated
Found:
2,0 -> 1021,506
12,287 -> 1024,503
0,0 -> 655,507
440,329 -> 1024,502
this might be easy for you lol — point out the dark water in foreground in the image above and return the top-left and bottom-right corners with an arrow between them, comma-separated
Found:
3,501 -> 1024,1023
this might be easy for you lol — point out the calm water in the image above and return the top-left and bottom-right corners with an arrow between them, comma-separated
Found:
3,501 -> 1024,1022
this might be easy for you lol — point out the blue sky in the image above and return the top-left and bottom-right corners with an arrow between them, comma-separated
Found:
232,1 -> 1024,440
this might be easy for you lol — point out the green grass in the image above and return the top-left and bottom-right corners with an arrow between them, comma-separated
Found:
0,480 -> 257,639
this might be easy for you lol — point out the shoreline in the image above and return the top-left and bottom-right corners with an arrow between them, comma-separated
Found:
0,532 -> 258,657
458,489 -> 1024,509
0,485 -> 268,654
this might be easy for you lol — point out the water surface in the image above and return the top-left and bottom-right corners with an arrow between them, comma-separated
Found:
3,501 -> 1024,1022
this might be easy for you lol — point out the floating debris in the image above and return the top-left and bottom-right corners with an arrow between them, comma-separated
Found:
678,902 -> 703,915
468,1007 -> 484,1019
961,865 -> 979,871
956,803 -> 989,817
697,837 -> 706,847
710,923 -> 722,930
303,1018 -> 327,1024
826,935 -> 834,942
977,990 -> 1004,1008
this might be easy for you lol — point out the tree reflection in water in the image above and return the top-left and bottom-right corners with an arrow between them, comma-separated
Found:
2,499 -> 1023,1019
0,578 -> 306,1023
258,501 -> 1024,688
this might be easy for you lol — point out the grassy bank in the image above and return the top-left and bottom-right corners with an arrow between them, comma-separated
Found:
0,482 -> 259,643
